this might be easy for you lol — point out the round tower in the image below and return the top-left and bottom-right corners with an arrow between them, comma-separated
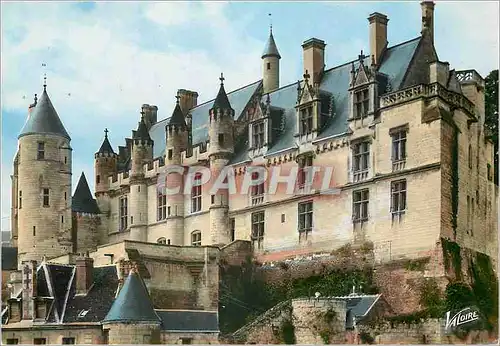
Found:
129,112 -> 153,242
164,97 -> 188,245
208,73 -> 234,246
17,81 -> 73,266
262,26 -> 281,94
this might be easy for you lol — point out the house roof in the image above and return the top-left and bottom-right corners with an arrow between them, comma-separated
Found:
212,79 -> 232,111
72,172 -> 101,214
96,130 -> 115,155
102,269 -> 161,324
335,294 -> 381,328
18,89 -> 70,140
1,247 -> 18,270
168,101 -> 187,126
156,310 -> 219,332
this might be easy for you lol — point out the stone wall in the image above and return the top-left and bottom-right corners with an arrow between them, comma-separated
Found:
1,326 -> 104,344
104,322 -> 161,344
161,332 -> 219,344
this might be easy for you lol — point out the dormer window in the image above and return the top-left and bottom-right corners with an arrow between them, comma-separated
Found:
252,121 -> 265,149
354,88 -> 369,119
300,107 -> 313,135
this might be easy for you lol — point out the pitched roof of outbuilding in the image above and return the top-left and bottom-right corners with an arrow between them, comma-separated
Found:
72,172 -> 100,214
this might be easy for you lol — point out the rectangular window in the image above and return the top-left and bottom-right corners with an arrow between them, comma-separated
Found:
391,130 -> 407,168
157,189 -> 167,221
64,192 -> 67,201
298,201 -> 313,242
267,62 -> 271,70
354,89 -> 369,119
42,188 -> 50,207
6,339 -> 19,344
62,338 -> 75,344
352,141 -> 370,181
19,190 -> 22,209
33,226 -> 36,236
251,171 -> 265,205
251,211 -> 265,250
37,142 -> 45,160
191,173 -> 202,213
218,133 -> 224,145
230,218 -> 235,241
299,107 -> 313,135
168,149 -> 173,160
96,175 -> 100,184
33,339 -> 46,345
391,180 -> 407,214
119,196 -> 128,231
191,232 -> 201,246
61,215 -> 64,224
252,121 -> 265,148
298,156 -> 313,187
353,189 -> 369,222
64,156 -> 67,164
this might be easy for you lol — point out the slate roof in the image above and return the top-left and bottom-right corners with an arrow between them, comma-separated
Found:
133,116 -> 153,141
96,131 -> 115,155
212,80 -> 233,111
262,30 -> 281,59
72,172 -> 101,214
149,80 -> 262,158
336,294 -> 381,328
102,269 -> 161,324
64,265 -> 119,323
168,102 -> 187,126
1,247 -> 18,270
18,89 -> 71,140
156,310 -> 219,332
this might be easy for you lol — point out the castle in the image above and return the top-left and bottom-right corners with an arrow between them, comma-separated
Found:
2,1 -> 498,344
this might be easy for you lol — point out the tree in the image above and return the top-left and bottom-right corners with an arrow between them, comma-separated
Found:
484,69 -> 498,185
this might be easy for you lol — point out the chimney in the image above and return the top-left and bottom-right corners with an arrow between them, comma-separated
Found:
368,12 -> 389,66
177,89 -> 199,115
141,104 -> 158,130
429,61 -> 449,87
21,260 -> 37,320
421,1 -> 435,43
302,38 -> 326,85
75,256 -> 94,295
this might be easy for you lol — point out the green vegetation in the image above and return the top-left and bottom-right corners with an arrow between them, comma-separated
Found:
484,69 -> 498,185
279,320 -> 296,344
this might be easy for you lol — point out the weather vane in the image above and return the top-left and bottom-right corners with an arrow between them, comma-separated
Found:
268,13 -> 272,33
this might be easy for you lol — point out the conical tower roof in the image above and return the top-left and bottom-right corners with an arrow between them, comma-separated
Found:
133,113 -> 152,141
262,29 -> 281,59
168,97 -> 186,126
19,85 -> 70,140
103,268 -> 160,324
72,172 -> 100,214
96,128 -> 115,155
211,73 -> 232,110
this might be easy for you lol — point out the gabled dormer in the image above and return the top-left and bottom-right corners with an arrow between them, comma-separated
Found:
348,51 -> 379,128
295,70 -> 322,142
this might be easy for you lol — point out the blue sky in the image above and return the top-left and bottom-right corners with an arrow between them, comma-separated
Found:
1,1 -> 498,232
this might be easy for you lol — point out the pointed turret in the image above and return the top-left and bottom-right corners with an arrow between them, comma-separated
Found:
72,172 -> 100,214
96,128 -> 115,156
133,112 -> 153,143
262,23 -> 281,93
19,81 -> 70,140
103,267 -> 160,323
211,73 -> 232,111
168,96 -> 187,127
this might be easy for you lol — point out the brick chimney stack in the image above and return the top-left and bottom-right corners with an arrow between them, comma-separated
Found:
302,38 -> 326,86
21,260 -> 37,320
368,12 -> 389,66
75,255 -> 94,295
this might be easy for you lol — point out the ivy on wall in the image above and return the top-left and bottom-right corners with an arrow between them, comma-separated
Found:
451,128 -> 459,239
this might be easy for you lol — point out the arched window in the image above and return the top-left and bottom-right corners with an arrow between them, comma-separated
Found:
157,237 -> 167,245
191,231 -> 201,246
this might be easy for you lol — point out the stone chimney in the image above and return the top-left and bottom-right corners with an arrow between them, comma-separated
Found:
429,61 -> 449,87
21,260 -> 37,320
302,38 -> 326,86
421,1 -> 435,43
177,89 -> 199,115
368,12 -> 389,66
141,104 -> 158,130
76,256 -> 94,295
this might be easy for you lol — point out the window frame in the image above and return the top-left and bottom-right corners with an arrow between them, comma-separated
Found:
354,88 -> 369,119
157,188 -> 167,221
390,180 -> 407,214
353,189 -> 369,223
251,171 -> 265,205
299,106 -> 313,135
37,142 -> 45,160
297,155 -> 313,188
157,237 -> 167,245
191,173 -> 202,213
298,201 -> 313,242
251,211 -> 265,250
191,231 -> 201,246
252,121 -> 265,149
42,188 -> 50,207
119,196 -> 128,231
